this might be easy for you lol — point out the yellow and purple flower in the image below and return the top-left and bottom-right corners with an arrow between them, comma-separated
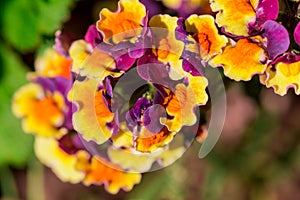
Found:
209,37 -> 268,81
12,0 -> 300,196
97,0 -> 146,44
210,0 -> 279,37
12,47 -> 73,137
206,0 -> 293,83
261,53 -> 300,96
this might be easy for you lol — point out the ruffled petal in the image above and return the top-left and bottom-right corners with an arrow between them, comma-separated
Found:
69,40 -> 121,81
79,49 -> 120,81
76,151 -> 141,194
107,147 -> 158,172
162,75 -> 208,132
97,0 -> 146,44
294,21 -> 300,46
69,40 -> 93,73
187,73 -> 209,105
35,48 -> 72,79
210,38 -> 267,81
12,83 -> 65,137
84,25 -> 102,47
134,126 -> 176,152
185,14 -> 228,60
263,59 -> 300,96
255,0 -> 279,24
108,145 -> 185,172
210,0 -> 257,36
111,123 -> 134,148
149,14 -> 185,80
262,20 -> 290,59
35,137 -> 84,183
68,79 -> 114,144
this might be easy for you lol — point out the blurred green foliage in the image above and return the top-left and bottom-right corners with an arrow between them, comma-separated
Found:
0,44 -> 33,167
0,0 -> 76,167
0,0 -> 75,51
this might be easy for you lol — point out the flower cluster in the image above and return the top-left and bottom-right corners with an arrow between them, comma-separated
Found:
12,45 -> 142,194
208,0 -> 300,95
12,0 -> 300,194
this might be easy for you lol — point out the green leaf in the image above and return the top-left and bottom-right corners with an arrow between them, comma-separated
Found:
0,44 -> 34,167
0,0 -> 75,51
36,0 -> 74,34
0,0 -> 40,51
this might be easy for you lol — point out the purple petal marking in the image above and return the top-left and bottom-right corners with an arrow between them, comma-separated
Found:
104,77 -> 113,98
116,53 -> 136,71
294,22 -> 300,46
137,52 -> 177,90
177,4 -> 201,18
107,111 -> 120,136
128,20 -> 150,59
128,37 -> 148,58
143,104 -> 166,134
175,17 -> 205,76
53,30 -> 72,57
126,98 -> 151,130
182,50 -> 204,76
33,76 -> 71,96
84,25 -> 102,47
263,20 -> 290,59
256,0 -> 279,25
175,17 -> 187,42
33,76 -> 74,130
58,134 -> 85,155
270,51 -> 300,65
153,84 -> 169,104
137,51 -> 165,81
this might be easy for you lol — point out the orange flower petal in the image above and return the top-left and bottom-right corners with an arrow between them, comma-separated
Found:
95,89 -> 114,125
97,0 -> 146,44
149,14 -> 185,80
12,83 -> 65,137
68,78 -> 113,144
76,152 -> 141,194
134,126 -> 176,152
263,61 -> 300,96
35,137 -> 84,183
150,14 -> 184,62
209,38 -> 267,81
162,76 -> 208,132
185,14 -> 228,60
111,122 -> 176,153
210,0 -> 257,36
35,48 -> 72,79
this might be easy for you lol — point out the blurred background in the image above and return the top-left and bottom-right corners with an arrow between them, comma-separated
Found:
0,0 -> 300,199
